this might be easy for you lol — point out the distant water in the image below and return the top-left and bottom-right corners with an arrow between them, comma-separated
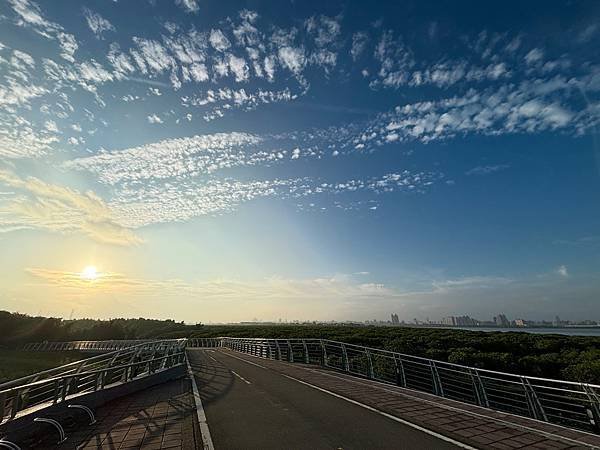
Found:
451,326 -> 600,336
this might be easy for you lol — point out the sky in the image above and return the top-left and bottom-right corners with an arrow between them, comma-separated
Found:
0,0 -> 599,323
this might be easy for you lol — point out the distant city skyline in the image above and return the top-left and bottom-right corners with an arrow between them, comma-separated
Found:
0,1 -> 599,323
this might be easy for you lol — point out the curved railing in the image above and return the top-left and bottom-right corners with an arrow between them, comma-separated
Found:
219,337 -> 600,434
15,336 -> 600,434
0,339 -> 186,424
21,339 -> 160,352
186,338 -> 221,348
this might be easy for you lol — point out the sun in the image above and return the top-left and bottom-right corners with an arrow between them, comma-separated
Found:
81,265 -> 99,281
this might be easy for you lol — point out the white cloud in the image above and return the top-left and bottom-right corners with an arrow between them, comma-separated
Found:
263,55 -> 276,81
278,46 -> 306,75
305,15 -> 341,47
525,48 -> 544,65
233,11 -> 261,47
8,0 -> 79,62
44,120 -> 59,133
0,121 -> 58,159
187,63 -> 209,82
351,32 -> 368,61
342,75 -> 592,150
78,59 -> 114,83
370,30 -> 413,89
65,132 -> 265,184
105,169 -> 438,228
107,43 -> 136,77
465,164 -> 510,176
147,114 -> 163,124
0,169 -> 141,245
83,7 -> 115,39
175,0 -> 199,13
556,265 -> 569,277
228,54 -> 249,82
182,87 -> 296,121
132,37 -> 175,74
209,29 -> 231,52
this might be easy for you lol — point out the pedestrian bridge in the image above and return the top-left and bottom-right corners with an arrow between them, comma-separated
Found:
1,338 -> 599,449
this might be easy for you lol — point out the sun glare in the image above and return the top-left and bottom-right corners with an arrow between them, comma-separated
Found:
81,265 -> 99,281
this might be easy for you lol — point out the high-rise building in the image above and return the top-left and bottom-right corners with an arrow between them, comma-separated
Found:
442,316 -> 456,326
390,313 -> 400,325
494,314 -> 510,327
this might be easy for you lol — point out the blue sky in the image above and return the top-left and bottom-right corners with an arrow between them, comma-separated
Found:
0,0 -> 598,323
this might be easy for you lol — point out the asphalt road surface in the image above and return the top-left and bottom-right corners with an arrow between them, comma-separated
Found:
187,348 -> 460,450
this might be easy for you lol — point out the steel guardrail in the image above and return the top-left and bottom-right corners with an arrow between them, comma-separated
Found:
21,339 -> 160,352
217,337 -> 600,434
17,336 -> 600,434
0,339 -> 186,424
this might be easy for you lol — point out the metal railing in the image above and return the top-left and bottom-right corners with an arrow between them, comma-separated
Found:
186,338 -> 222,348
14,336 -> 600,434
21,340 -> 159,352
220,337 -> 600,434
0,339 -> 186,424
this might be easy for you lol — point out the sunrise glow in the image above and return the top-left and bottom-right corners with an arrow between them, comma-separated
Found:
81,266 -> 99,281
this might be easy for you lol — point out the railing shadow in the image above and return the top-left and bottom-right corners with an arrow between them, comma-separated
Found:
186,349 -> 235,408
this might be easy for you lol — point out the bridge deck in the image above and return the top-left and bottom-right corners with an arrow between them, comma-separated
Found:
189,348 -> 600,450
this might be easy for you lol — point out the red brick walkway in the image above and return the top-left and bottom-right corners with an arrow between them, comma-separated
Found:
50,378 -> 199,449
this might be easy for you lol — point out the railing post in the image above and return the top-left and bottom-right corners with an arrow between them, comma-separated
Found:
61,378 -> 69,402
341,344 -> 350,372
394,355 -> 406,387
366,350 -> 375,379
10,389 -> 20,419
287,340 -> 294,363
430,361 -> 444,397
320,340 -> 328,367
582,384 -> 600,432
521,377 -> 547,422
302,340 -> 309,364
275,341 -> 282,360
53,380 -> 60,404
0,391 -> 6,422
474,370 -> 489,407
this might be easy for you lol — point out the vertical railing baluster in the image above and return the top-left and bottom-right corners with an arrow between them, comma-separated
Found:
11,389 -> 20,419
582,385 -> 600,432
469,368 -> 482,406
341,344 -> 350,372
430,361 -> 444,397
302,340 -> 309,364
394,355 -> 406,387
320,340 -> 328,367
0,391 -> 6,422
366,350 -> 375,379
522,377 -> 547,422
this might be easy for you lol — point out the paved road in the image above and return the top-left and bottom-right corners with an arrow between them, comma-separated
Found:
187,348 -> 459,450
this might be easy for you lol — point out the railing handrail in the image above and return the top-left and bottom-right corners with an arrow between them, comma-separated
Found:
21,336 -> 600,390
213,336 -> 600,433
0,351 -> 185,395
0,339 -> 187,424
11,336 -> 599,434
215,337 -> 600,389
0,339 -> 186,391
